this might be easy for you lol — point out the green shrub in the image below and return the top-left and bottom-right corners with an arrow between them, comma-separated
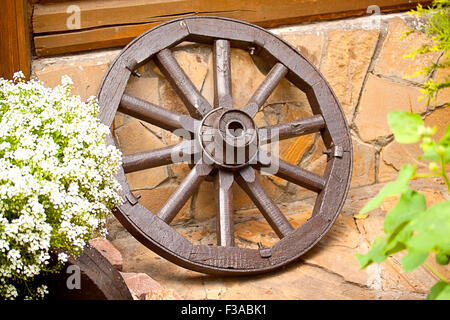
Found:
356,0 -> 449,300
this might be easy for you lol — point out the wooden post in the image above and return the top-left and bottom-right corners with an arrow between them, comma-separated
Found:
0,0 -> 32,80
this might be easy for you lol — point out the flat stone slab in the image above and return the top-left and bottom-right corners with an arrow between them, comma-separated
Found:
89,237 -> 123,271
120,272 -> 163,299
143,288 -> 182,300
108,178 -> 449,300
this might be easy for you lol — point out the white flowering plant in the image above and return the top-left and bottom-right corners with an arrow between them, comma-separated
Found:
0,72 -> 123,300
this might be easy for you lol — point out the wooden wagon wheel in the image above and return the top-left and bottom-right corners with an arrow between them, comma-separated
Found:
97,16 -> 352,275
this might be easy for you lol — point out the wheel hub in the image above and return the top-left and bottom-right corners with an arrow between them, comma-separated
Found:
198,108 -> 259,168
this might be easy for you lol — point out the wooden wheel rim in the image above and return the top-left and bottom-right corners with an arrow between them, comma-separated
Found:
97,16 -> 353,275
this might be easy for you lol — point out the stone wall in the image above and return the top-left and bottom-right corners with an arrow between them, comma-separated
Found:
32,13 -> 449,227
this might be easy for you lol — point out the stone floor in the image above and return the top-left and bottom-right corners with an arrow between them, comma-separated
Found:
107,177 -> 449,300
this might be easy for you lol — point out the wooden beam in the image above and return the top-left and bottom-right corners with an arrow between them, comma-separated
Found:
33,0 -> 194,33
33,0 -> 432,57
0,0 -> 32,79
35,22 -> 160,56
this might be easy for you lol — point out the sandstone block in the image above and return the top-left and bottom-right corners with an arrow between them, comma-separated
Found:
381,140 -> 423,172
144,288 -> 182,300
356,212 -> 449,293
126,167 -> 168,191
173,50 -> 209,90
303,138 -> 327,176
34,60 -> 110,102
351,136 -> 376,187
433,66 -> 450,107
233,174 -> 284,212
115,118 -> 166,155
206,48 -> 309,110
120,272 -> 162,299
134,185 -> 191,222
354,75 -> 427,141
230,48 -> 266,109
277,104 -> 315,166
303,216 -> 370,286
169,162 -> 191,180
321,29 -> 380,118
234,219 -> 278,248
378,157 -> 399,183
125,76 -> 159,105
159,49 -> 209,116
113,113 -> 131,131
234,208 -> 312,248
89,237 -> 123,271
380,107 -> 450,176
192,181 -> 216,221
253,111 -> 267,127
159,80 -> 190,116
266,78 -> 310,108
374,17 -> 442,84
280,33 -> 325,67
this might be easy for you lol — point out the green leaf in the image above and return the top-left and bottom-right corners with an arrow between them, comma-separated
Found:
388,111 -> 424,143
383,241 -> 407,257
360,165 -> 415,214
421,124 -> 450,164
401,249 -> 428,272
427,281 -> 450,300
421,146 -> 441,162
438,125 -> 450,164
384,189 -> 426,234
438,125 -> 450,147
381,190 -> 426,257
356,237 -> 388,269
436,253 -> 450,265
405,201 -> 450,262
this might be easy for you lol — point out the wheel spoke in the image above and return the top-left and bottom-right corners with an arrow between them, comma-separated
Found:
258,114 -> 325,144
213,39 -> 232,109
214,169 -> 234,247
122,140 -> 197,174
119,93 -> 198,133
256,150 -> 326,192
155,48 -> 212,119
236,166 -> 293,238
242,62 -> 288,118
157,163 -> 213,224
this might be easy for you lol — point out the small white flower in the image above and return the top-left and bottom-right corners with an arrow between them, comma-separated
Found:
57,253 -> 69,263
13,71 -> 25,81
61,75 -> 74,87
0,72 -> 122,300
7,249 -> 21,261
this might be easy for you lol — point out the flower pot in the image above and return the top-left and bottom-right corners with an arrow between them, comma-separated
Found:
43,244 -> 133,300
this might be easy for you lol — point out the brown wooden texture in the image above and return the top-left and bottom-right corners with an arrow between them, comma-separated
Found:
157,163 -> 213,224
270,158 -> 326,193
0,0 -> 32,79
215,169 -> 235,247
45,244 -> 133,300
97,17 -> 352,275
119,94 -> 198,133
213,39 -> 233,109
32,0 -> 432,56
155,48 -> 212,119
243,63 -> 288,118
122,142 -> 193,174
259,115 -> 326,144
